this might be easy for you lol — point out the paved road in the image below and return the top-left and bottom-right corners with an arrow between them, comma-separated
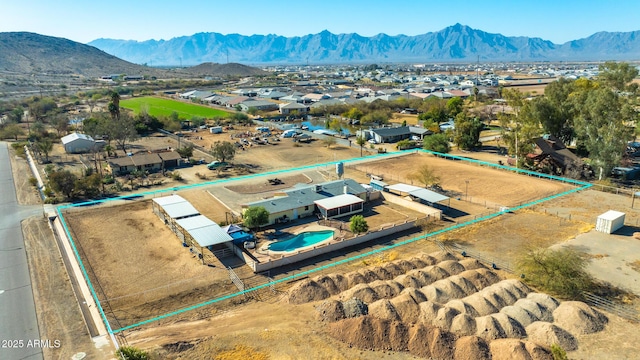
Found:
0,143 -> 44,360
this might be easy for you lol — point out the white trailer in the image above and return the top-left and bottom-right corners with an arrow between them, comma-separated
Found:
209,126 -> 223,134
595,210 -> 625,234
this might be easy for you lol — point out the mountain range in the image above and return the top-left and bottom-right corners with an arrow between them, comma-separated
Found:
88,24 -> 640,66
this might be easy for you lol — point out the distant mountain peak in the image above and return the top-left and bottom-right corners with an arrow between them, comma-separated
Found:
87,24 -> 640,65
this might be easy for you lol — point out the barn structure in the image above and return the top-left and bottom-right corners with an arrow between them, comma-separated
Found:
61,133 -> 105,154
152,195 -> 232,264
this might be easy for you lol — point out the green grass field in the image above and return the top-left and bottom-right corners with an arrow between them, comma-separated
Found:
120,96 -> 231,119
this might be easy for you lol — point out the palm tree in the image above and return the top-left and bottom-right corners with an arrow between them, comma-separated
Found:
108,91 -> 121,120
36,138 -> 53,163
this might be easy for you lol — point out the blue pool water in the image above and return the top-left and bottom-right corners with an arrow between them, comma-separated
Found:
268,230 -> 334,252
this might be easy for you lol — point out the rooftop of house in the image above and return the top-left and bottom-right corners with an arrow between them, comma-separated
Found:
243,179 -> 366,214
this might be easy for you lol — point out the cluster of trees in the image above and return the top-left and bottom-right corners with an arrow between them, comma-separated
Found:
500,62 -> 639,178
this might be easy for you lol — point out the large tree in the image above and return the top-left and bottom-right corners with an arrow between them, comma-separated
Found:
48,169 -> 78,199
408,164 -> 441,188
107,113 -> 139,152
453,112 -> 484,150
597,61 -> 639,92
211,141 -> 236,163
572,87 -> 634,179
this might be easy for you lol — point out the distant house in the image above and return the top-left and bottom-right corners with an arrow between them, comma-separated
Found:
528,135 -> 584,175
359,126 -> 432,144
279,102 -> 309,115
61,133 -> 105,154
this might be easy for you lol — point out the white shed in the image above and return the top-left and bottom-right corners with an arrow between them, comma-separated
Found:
60,133 -> 103,154
596,210 -> 625,234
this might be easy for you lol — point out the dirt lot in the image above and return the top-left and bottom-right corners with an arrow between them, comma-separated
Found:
63,200 -> 256,328
350,152 -> 572,208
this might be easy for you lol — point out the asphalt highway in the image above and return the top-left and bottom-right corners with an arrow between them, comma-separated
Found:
0,143 -> 45,360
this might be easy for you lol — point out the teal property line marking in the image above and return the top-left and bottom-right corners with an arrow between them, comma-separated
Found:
56,206 -> 115,335
54,147 -> 592,335
112,182 -> 592,333
54,149 -> 407,335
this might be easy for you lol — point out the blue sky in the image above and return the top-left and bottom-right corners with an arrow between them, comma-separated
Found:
2,0 -> 638,44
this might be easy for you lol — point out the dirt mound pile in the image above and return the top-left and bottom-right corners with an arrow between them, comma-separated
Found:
424,265 -> 451,281
448,274 -> 479,296
370,266 -> 392,281
407,269 -> 434,286
527,293 -> 560,312
382,262 -> 405,277
526,321 -> 578,351
475,268 -> 502,284
394,259 -> 418,272
416,253 -> 438,266
316,299 -> 345,322
328,315 -> 409,352
492,313 -> 526,338
344,271 -> 367,288
458,269 -> 499,290
358,268 -> 382,283
286,280 -> 330,304
489,339 -> 552,360
370,280 -> 404,299
476,314 -> 507,340
446,299 -> 480,317
434,306 -> 460,330
390,292 -> 422,323
432,251 -> 458,262
513,298 -> 551,322
418,301 -> 442,324
454,336 -> 491,360
438,260 -> 466,275
422,279 -> 466,304
552,301 -> 608,335
500,305 -> 538,328
458,258 -> 487,271
465,293 -> 499,317
396,274 -> 424,288
368,299 -> 400,321
340,283 -> 378,303
401,287 -> 427,303
450,313 -> 477,336
407,256 -> 428,269
327,273 -> 349,293
314,275 -> 341,295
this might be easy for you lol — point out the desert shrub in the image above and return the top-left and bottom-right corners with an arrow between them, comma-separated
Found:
29,177 -> 38,187
517,247 -> 594,300
115,346 -> 149,360
551,343 -> 568,360
349,215 -> 369,233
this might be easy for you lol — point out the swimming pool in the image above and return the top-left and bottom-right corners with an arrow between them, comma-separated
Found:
267,230 -> 334,252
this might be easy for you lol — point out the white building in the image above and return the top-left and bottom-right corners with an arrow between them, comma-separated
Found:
60,133 -> 105,154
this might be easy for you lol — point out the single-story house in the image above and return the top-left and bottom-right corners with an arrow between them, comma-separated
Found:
108,151 -> 182,175
242,179 -> 367,225
61,133 -> 105,154
358,126 -> 432,144
237,99 -> 279,112
279,102 -> 310,115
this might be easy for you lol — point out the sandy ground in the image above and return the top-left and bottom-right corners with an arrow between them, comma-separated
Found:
8,145 -> 42,205
350,152 -> 572,207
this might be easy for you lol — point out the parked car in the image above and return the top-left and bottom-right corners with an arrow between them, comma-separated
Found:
368,139 -> 378,144
207,161 -> 228,170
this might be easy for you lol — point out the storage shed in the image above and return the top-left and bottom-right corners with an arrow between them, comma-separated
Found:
596,210 -> 625,234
